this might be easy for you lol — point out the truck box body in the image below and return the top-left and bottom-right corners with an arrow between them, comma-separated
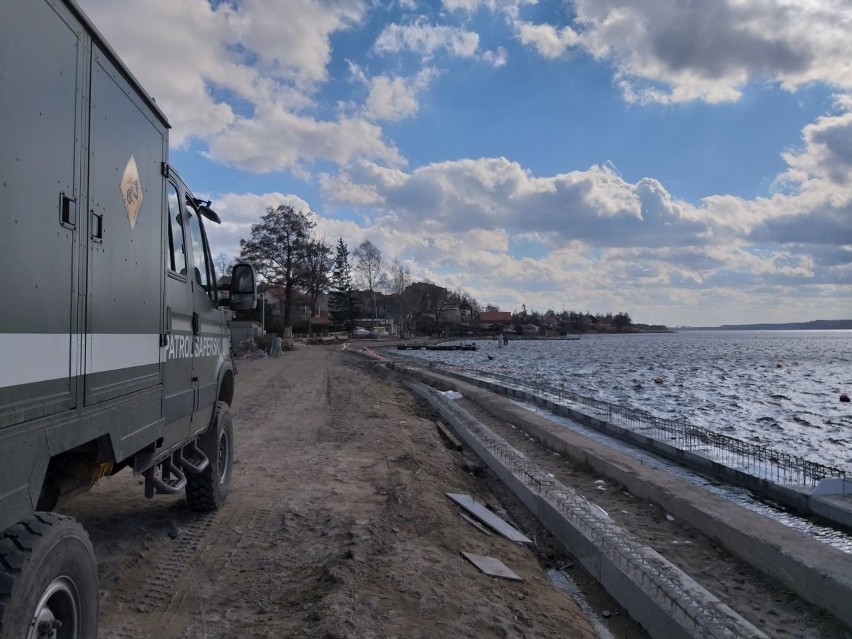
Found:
0,0 -> 238,533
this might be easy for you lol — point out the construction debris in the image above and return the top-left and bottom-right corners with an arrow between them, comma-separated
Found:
461,552 -> 522,581
446,493 -> 532,544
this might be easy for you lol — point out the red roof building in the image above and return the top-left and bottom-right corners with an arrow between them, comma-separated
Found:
479,311 -> 512,325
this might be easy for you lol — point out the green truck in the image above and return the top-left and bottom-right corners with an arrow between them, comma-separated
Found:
0,1 -> 257,636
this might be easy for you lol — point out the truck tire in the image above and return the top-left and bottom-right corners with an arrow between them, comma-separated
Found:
186,401 -> 234,512
0,513 -> 98,639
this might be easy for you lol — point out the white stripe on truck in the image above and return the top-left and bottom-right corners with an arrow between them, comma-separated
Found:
0,333 -> 161,389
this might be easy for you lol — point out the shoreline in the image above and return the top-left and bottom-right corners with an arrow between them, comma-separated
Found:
351,343 -> 852,636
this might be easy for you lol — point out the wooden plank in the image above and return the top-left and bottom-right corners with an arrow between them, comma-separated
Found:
461,552 -> 522,581
446,493 -> 532,544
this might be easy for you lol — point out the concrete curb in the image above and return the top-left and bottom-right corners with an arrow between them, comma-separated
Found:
409,380 -> 767,639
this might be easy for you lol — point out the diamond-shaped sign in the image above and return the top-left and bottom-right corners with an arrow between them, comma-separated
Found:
120,155 -> 143,229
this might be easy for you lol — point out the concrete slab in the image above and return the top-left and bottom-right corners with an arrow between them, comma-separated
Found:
811,494 -> 852,530
446,492 -> 532,544
461,552 -> 522,581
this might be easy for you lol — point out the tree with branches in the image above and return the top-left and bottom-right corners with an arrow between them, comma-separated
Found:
386,259 -> 412,334
353,239 -> 385,324
239,205 -> 315,336
328,238 -> 353,329
302,239 -> 333,336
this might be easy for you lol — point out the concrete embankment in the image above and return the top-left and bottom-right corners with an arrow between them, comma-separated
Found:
409,381 -> 767,639
373,355 -> 852,631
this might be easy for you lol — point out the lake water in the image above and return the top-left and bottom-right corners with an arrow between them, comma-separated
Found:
400,331 -> 852,470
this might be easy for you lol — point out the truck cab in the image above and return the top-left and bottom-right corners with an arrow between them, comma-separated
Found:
0,1 -> 256,636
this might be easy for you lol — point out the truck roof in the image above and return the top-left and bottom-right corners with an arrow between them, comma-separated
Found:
64,0 -> 171,130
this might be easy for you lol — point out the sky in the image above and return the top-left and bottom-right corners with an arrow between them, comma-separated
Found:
77,0 -> 852,327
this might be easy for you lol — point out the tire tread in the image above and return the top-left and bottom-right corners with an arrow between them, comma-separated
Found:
186,401 -> 232,513
0,513 -> 74,633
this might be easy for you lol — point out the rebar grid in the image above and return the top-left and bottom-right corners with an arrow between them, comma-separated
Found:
446,366 -> 846,490
433,389 -> 759,639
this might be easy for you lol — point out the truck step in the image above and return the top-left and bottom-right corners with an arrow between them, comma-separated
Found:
143,458 -> 187,497
177,442 -> 209,475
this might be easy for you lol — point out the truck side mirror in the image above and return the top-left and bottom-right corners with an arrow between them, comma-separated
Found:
228,263 -> 257,310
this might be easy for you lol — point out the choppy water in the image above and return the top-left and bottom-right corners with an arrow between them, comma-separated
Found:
400,331 -> 852,469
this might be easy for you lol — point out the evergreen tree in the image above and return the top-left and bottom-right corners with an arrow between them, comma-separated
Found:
613,312 -> 633,331
328,238 -> 353,328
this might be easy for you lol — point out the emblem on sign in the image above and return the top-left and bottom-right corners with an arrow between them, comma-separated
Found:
120,155 -> 143,229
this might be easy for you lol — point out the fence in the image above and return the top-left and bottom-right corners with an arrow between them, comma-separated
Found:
447,367 -> 847,490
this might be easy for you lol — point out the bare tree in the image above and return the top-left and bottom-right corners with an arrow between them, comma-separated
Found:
353,240 -> 385,323
213,252 -> 232,281
387,259 -> 412,334
387,259 -> 412,295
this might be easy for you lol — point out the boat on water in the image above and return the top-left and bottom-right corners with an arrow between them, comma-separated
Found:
428,343 -> 478,351
397,342 -> 478,351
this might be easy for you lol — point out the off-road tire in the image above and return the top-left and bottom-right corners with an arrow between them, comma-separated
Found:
186,401 -> 234,512
0,512 -> 98,639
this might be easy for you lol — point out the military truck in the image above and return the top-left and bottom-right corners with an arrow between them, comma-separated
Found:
0,1 -> 257,636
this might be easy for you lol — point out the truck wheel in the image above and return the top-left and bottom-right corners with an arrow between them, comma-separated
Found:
0,513 -> 98,639
186,401 -> 234,512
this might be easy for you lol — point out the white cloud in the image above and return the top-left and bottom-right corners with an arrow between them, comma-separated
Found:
373,22 -> 507,67
737,96 -> 852,255
374,21 -> 480,58
517,0 -> 852,104
481,46 -> 509,67
442,0 -> 536,19
234,0 -> 364,85
362,69 -> 437,122
205,108 -> 403,172
324,158 -> 708,248
778,105 -> 852,190
319,171 -> 384,206
516,23 -> 581,59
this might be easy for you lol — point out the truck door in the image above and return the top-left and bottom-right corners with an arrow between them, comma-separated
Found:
0,0 -> 83,430
84,43 -> 166,407
183,198 -> 224,436
161,178 -> 223,447
161,182 -> 195,449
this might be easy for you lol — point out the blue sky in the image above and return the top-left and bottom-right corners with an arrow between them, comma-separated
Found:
79,0 -> 852,326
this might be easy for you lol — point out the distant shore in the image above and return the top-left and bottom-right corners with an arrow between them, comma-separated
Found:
677,319 -> 852,331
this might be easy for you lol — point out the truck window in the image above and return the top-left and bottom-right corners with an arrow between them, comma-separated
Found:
186,200 -> 216,301
166,183 -> 188,275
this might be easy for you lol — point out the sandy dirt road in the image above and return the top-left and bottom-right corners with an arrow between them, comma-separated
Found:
61,346 -> 601,638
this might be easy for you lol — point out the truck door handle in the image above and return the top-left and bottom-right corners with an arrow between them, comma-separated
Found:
91,211 -> 104,240
60,193 -> 76,228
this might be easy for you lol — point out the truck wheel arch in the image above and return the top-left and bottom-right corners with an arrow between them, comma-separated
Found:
218,366 -> 235,407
